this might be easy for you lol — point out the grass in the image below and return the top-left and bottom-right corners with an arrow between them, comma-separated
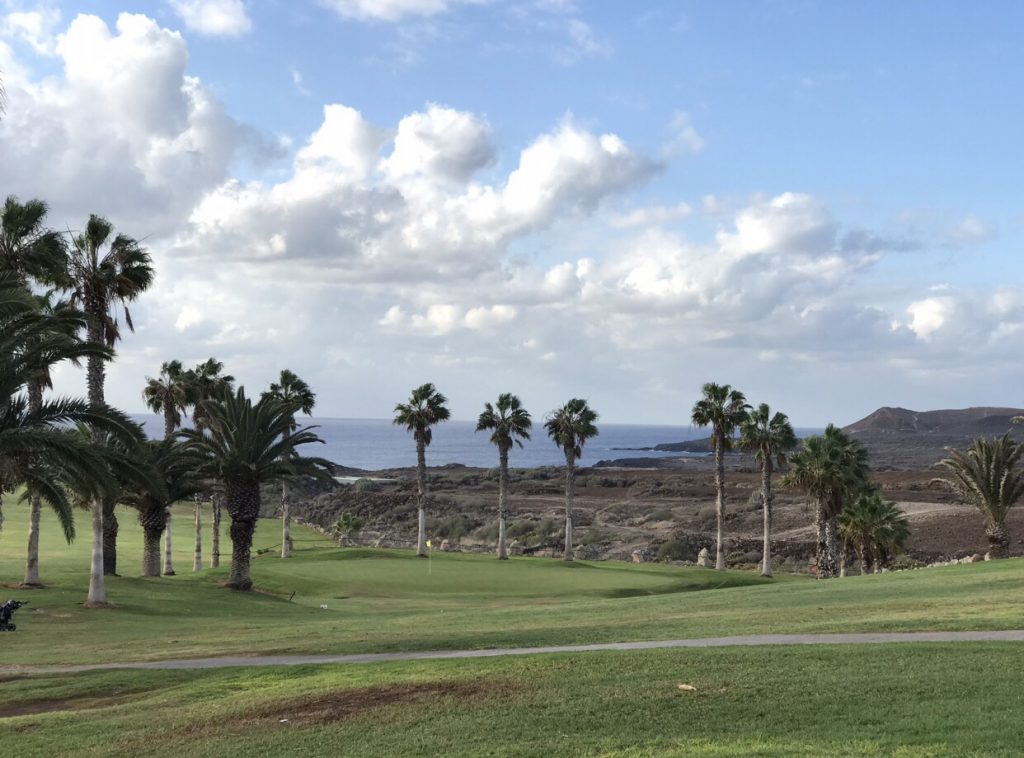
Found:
3,495 -> 1024,755
3,644 -> 1024,756
1,498 -> 1023,665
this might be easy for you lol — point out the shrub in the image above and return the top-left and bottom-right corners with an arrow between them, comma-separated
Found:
656,533 -> 713,563
578,527 -> 615,545
647,507 -> 674,522
889,554 -> 925,571
352,478 -> 381,493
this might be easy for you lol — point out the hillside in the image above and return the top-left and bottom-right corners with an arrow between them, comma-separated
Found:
842,406 -> 1024,470
843,406 -> 1024,435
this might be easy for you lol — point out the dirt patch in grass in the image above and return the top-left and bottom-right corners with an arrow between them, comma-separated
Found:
0,696 -> 126,719
178,678 -> 521,739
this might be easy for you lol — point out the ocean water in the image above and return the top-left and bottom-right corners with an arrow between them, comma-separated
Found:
133,415 -> 822,471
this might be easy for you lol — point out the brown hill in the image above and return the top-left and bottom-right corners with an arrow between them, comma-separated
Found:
843,406 -> 1024,436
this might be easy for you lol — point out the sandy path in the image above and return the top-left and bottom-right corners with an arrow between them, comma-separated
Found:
7,630 -> 1023,674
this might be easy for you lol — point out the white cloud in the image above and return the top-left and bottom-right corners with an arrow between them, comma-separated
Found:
380,104 -> 494,185
906,296 -> 954,340
1,5 -> 61,54
168,0 -> 252,37
319,0 -> 485,22
662,111 -> 706,155
609,201 -> 692,229
0,12 -> 249,234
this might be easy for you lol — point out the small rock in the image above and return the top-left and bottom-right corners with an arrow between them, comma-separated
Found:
696,547 -> 711,568
631,550 -> 643,564
319,604 -> 328,610
677,683 -> 697,691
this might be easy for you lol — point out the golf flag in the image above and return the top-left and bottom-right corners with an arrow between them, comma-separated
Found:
427,540 -> 432,548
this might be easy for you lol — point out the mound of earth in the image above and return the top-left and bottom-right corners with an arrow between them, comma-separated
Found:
843,406 -> 1024,435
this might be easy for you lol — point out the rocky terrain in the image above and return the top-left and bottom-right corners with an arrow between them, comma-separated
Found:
269,407 -> 1024,573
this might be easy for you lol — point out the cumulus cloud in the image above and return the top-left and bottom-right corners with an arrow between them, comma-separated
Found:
1,5 -> 61,54
0,12 -> 250,234
174,107 -> 657,281
168,0 -> 252,37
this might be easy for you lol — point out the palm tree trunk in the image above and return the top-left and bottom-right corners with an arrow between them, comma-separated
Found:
714,433 -> 726,571
225,479 -> 260,591
814,501 -> 829,579
86,499 -> 105,605
211,494 -> 221,568
563,446 -> 575,561
760,459 -> 772,578
85,311 -> 107,605
163,509 -> 175,575
416,435 -> 427,557
819,514 -> 839,579
280,481 -> 292,558
142,528 -> 162,577
163,404 -> 176,441
985,520 -> 1009,558
860,539 -> 869,575
193,498 -> 202,572
102,500 -> 118,576
839,542 -> 847,577
23,379 -> 44,586
498,445 -> 509,560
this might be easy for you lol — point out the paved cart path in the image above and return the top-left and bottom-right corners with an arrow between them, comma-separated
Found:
6,630 -> 1024,674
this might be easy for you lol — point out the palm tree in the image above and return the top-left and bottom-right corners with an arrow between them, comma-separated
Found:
182,387 -> 330,590
783,424 -> 870,578
544,398 -> 599,561
261,369 -> 316,558
67,214 -> 154,601
691,383 -> 751,570
394,383 -> 450,557
121,439 -> 199,576
939,434 -> 1024,558
838,491 -> 910,574
142,359 -> 193,575
739,403 -> 797,577
0,196 -> 69,288
1,277 -> 144,566
188,358 -> 234,569
19,293 -> 109,586
476,393 -> 532,559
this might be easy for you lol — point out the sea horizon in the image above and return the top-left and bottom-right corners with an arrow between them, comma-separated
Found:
132,414 -> 824,471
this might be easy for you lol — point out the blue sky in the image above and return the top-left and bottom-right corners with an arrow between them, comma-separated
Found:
1,0 -> 1022,425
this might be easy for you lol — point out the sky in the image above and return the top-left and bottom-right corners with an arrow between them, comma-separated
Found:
1,0 -> 1023,426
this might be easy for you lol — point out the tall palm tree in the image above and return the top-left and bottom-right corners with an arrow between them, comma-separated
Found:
68,214 -> 154,602
476,393 -> 532,559
182,387 -> 330,590
783,424 -> 870,578
739,403 -> 797,577
939,434 -> 1024,558
142,359 -> 193,575
691,383 -> 750,570
0,196 -> 69,289
544,398 -> 599,562
838,491 -> 910,574
262,369 -> 316,559
394,383 -> 450,557
188,358 -> 234,569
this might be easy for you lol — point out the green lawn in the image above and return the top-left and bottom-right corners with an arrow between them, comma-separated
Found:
3,644 -> 1024,756
3,496 -> 1024,755
1,498 -> 1023,666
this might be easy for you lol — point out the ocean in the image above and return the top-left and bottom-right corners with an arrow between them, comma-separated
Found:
132,415 -> 822,471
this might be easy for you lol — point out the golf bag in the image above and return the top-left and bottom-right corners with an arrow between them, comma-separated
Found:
0,600 -> 27,632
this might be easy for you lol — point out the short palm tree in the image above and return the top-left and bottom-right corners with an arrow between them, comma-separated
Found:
188,357 -> 234,568
262,369 -> 316,558
476,393 -> 532,559
68,214 -> 154,602
939,434 -> 1024,558
691,383 -> 750,570
121,439 -> 200,577
394,383 -> 450,557
739,403 -> 797,577
182,387 -> 330,590
838,491 -> 910,574
544,398 -> 599,561
18,293 -> 109,586
783,424 -> 870,578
